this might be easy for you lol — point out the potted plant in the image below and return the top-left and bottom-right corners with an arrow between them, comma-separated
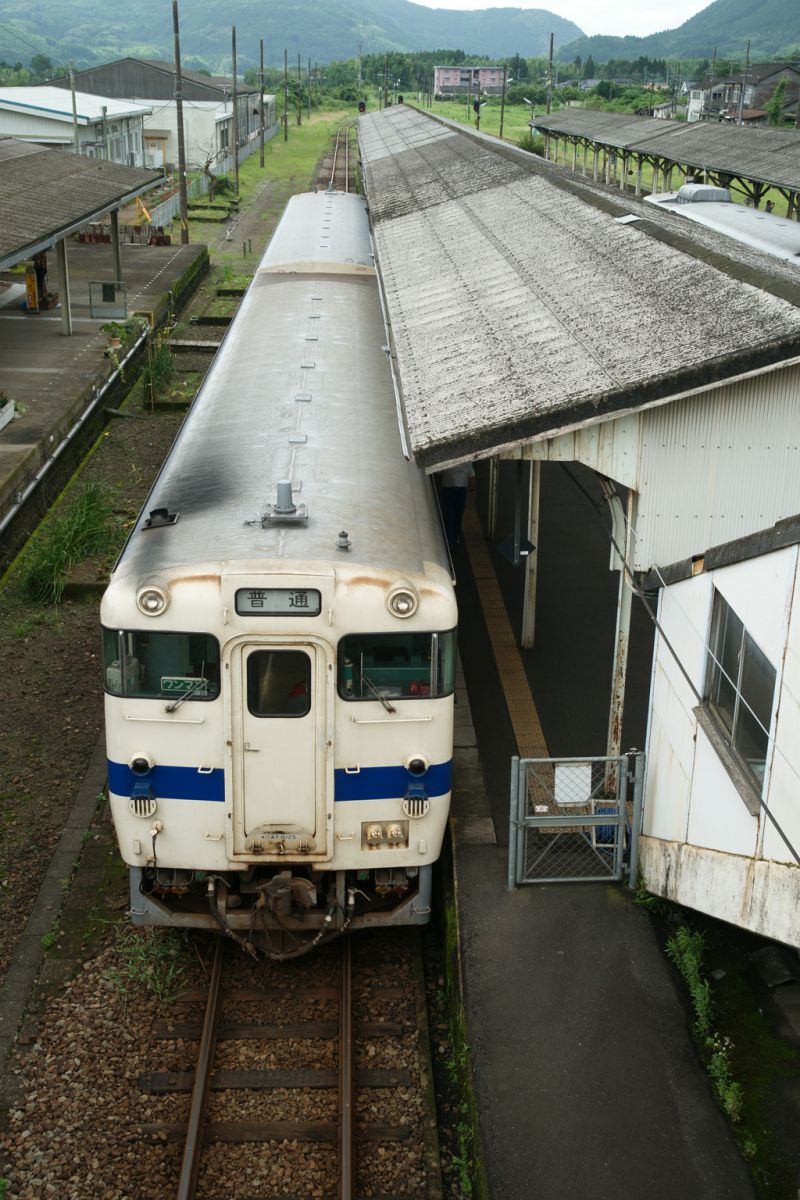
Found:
100,321 -> 125,349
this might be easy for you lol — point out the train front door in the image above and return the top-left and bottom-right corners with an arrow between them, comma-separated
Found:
232,643 -> 327,857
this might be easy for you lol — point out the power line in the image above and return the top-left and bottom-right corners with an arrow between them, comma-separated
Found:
0,21 -> 46,57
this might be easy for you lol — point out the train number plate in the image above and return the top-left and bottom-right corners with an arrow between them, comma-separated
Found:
235,587 -> 321,616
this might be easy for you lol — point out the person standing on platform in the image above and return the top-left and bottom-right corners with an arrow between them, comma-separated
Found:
438,462 -> 476,548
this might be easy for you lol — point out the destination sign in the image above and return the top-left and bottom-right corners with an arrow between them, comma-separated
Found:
235,588 -> 322,616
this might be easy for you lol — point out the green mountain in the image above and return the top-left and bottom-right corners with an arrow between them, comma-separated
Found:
558,0 -> 800,64
0,0 -> 583,74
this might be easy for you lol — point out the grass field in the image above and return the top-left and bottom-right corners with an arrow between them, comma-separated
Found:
171,110 -> 355,261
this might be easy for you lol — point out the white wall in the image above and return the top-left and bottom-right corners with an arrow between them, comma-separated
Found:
642,543 -> 800,946
138,96 -> 276,171
0,109 -> 145,165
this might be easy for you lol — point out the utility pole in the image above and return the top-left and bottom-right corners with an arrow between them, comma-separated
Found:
101,105 -> 108,159
295,53 -> 301,125
499,65 -> 509,139
308,57 -> 312,119
69,64 -> 80,153
232,27 -> 240,194
172,0 -> 189,243
283,48 -> 289,141
259,38 -> 265,167
383,53 -> 388,108
546,32 -> 554,114
357,41 -> 362,90
737,38 -> 750,126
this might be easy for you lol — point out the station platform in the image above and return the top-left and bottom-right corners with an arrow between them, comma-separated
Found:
451,492 -> 756,1199
0,239 -> 206,526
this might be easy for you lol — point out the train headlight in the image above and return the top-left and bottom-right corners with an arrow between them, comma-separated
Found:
136,583 -> 170,616
129,753 -> 154,776
406,755 -> 428,777
365,823 -> 384,845
386,581 -> 418,619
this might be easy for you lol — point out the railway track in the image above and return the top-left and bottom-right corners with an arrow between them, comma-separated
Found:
135,931 -> 441,1199
326,125 -> 356,194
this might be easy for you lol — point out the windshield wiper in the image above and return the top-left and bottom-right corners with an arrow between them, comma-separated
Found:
360,672 -> 397,714
165,677 -> 206,713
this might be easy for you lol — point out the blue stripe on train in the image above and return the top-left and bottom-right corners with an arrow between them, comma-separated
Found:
108,761 -> 226,801
334,761 -> 452,801
107,759 -> 452,803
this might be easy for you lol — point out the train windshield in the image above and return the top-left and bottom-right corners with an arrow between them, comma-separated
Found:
102,628 -> 221,700
338,629 -> 456,701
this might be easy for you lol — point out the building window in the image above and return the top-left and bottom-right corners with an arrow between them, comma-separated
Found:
704,590 -> 776,786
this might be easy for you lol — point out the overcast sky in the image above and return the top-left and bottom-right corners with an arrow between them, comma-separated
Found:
414,0 -> 713,38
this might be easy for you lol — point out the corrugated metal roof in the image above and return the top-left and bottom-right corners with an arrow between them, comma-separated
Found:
0,86 -> 149,123
0,138 -> 161,265
359,107 -> 800,470
533,110 -> 800,190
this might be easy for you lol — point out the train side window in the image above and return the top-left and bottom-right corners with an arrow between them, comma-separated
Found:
338,630 -> 456,700
102,628 -> 221,699
247,650 -> 311,717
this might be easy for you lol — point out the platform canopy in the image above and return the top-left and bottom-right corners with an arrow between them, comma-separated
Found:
531,110 -> 800,193
0,138 -> 161,271
358,107 -> 800,470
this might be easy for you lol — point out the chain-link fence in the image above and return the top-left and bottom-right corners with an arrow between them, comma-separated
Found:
508,754 -> 644,887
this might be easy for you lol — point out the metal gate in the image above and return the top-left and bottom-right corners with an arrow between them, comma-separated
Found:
508,753 -> 644,887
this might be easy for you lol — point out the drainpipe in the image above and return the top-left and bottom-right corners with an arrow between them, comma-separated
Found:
605,484 -> 637,765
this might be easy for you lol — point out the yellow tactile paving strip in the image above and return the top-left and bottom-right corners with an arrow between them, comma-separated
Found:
462,499 -> 550,760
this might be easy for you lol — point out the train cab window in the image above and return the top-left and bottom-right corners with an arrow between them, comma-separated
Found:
338,630 -> 456,700
247,650 -> 311,717
102,628 -> 220,700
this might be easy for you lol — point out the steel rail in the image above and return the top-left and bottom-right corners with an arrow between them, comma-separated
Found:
329,128 -> 341,191
176,937 -> 224,1200
338,938 -> 354,1200
344,129 -> 350,194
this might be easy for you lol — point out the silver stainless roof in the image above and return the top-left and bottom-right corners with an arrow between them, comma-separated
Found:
359,106 -> 800,469
646,193 -> 800,264
113,192 -> 447,583
262,189 -> 374,272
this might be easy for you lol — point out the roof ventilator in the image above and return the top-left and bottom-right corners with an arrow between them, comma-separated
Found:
144,507 -> 179,529
262,479 -> 308,526
337,530 -> 351,552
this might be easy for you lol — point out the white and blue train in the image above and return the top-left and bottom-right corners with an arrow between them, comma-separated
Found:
101,191 -> 457,958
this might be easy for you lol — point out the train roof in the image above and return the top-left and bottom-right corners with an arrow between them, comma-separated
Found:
644,191 -> 800,265
112,192 -> 448,587
261,189 -> 375,273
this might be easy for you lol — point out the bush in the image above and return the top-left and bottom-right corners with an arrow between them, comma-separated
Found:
141,340 -> 175,395
22,483 -> 115,604
213,173 -> 235,196
518,130 -> 545,156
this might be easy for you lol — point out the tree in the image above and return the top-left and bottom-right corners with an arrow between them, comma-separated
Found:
765,78 -> 787,126
582,56 -> 595,79
30,53 -> 53,79
573,55 -> 582,75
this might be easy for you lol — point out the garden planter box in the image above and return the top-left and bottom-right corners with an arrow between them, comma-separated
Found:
0,401 -> 15,433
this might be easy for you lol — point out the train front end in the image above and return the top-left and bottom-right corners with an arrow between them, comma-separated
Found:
102,556 -> 456,956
